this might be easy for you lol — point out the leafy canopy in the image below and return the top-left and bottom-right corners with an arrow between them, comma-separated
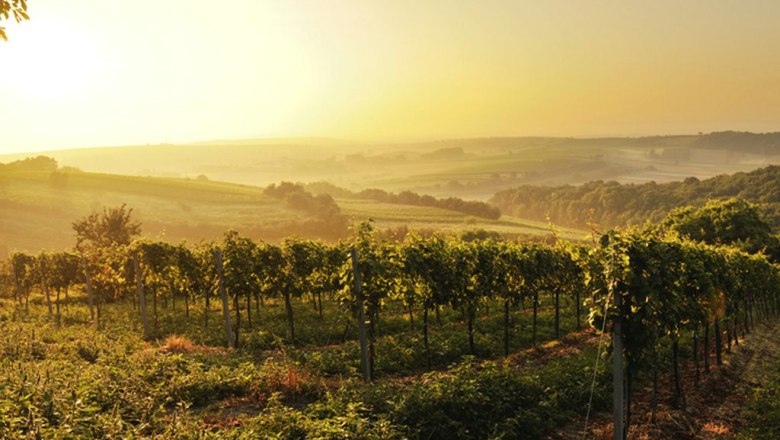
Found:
72,204 -> 142,250
0,0 -> 29,41
663,197 -> 780,260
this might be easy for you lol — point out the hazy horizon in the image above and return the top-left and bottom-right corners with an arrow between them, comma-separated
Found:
3,1 -> 780,154
3,130 -> 779,157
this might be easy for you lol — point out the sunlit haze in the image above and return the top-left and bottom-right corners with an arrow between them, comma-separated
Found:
2,0 -> 780,154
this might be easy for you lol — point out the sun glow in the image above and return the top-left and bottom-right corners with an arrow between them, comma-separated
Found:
0,18 -> 100,100
2,0 -> 780,153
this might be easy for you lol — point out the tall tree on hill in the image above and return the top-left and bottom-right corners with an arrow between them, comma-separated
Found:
73,204 -> 141,251
73,204 -> 141,323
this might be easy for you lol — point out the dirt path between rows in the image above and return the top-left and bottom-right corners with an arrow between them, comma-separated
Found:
556,319 -> 780,440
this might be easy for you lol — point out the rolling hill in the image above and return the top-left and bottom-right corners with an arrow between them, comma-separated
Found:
0,157 -> 585,256
491,165 -> 780,230
2,131 -> 778,201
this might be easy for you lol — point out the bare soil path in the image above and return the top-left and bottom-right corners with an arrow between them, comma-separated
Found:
555,320 -> 780,440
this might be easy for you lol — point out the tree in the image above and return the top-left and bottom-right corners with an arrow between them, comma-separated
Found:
10,251 -> 33,311
280,238 -> 318,343
222,230 -> 261,348
0,260 -> 13,299
341,221 -> 395,377
73,204 -> 142,250
448,240 -> 478,355
0,0 -> 29,41
400,233 -> 453,370
46,252 -> 82,323
664,198 -> 780,261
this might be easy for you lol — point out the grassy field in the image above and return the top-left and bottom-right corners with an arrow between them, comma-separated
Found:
0,164 -> 589,256
338,198 -> 586,240
0,168 -> 307,255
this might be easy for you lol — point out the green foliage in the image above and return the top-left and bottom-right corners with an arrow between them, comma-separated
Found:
47,252 -> 81,293
1,199 -> 779,438
0,155 -> 56,171
73,204 -> 142,250
264,182 -> 348,239
222,230 -> 261,302
393,354 -> 610,440
492,165 -> 780,231
743,359 -> 780,440
304,182 -> 501,219
664,197 -> 780,260
394,360 -> 552,439
591,226 -> 780,393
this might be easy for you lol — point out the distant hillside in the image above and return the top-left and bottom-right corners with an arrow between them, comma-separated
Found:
402,131 -> 780,153
0,157 -> 575,256
2,131 -> 777,200
490,165 -> 780,230
0,157 -> 349,256
304,182 -> 500,219
693,131 -> 780,154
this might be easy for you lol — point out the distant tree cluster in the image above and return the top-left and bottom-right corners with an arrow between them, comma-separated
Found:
358,189 -> 501,220
693,131 -> 780,154
0,156 -> 58,172
265,182 -> 342,218
662,198 -> 780,261
264,182 -> 348,239
305,182 -> 501,220
490,165 -> 780,230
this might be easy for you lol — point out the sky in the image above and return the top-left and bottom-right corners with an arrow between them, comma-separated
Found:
1,0 -> 780,154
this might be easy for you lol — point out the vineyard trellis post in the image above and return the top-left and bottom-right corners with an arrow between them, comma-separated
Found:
40,257 -> 53,317
82,256 -> 95,321
134,254 -> 150,339
613,282 -> 625,440
351,247 -> 371,382
215,249 -> 235,349
12,263 -> 21,306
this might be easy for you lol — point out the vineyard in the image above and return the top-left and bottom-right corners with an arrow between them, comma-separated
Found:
1,214 -> 779,438
4,0 -> 780,437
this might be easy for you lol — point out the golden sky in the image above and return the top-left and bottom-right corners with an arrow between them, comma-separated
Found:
2,0 -> 780,154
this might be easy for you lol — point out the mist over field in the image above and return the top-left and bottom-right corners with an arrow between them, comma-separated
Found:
2,132 -> 778,200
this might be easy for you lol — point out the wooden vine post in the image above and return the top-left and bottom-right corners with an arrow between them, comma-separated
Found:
134,254 -> 150,339
215,248 -> 235,349
40,258 -> 53,318
612,279 -> 625,440
82,255 -> 95,321
351,247 -> 372,382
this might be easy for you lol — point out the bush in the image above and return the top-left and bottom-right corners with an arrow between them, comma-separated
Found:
248,359 -> 324,406
743,361 -> 780,439
393,360 -> 554,440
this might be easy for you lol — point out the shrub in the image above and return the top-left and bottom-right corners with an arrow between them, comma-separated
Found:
393,360 -> 554,440
248,359 -> 324,406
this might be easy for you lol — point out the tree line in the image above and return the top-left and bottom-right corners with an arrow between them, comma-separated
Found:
304,181 -> 502,220
490,165 -> 780,231
263,182 -> 349,239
